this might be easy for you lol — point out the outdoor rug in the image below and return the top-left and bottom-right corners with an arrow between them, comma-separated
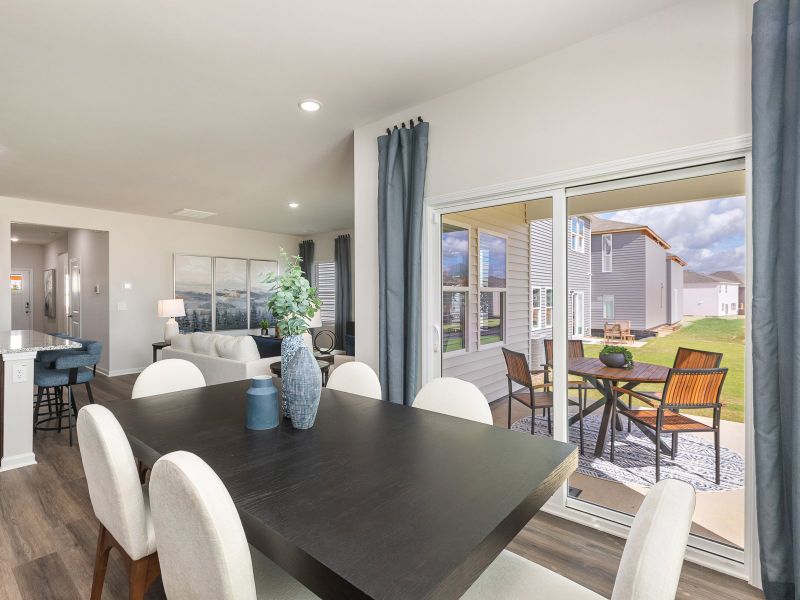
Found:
511,412 -> 744,492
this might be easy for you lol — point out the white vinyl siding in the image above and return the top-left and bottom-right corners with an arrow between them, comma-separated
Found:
316,261 -> 336,325
601,234 -> 612,272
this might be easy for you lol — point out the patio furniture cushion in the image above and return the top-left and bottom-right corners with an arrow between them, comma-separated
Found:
510,389 -> 554,408
620,408 -> 714,432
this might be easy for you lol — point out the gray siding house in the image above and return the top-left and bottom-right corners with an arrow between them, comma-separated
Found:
590,217 -> 685,338
529,216 -> 591,369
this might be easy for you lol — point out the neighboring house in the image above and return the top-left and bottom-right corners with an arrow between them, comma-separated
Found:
529,216 -> 591,369
683,271 -> 741,317
589,217 -> 685,338
710,270 -> 745,315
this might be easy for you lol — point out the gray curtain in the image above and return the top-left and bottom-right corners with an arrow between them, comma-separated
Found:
299,240 -> 314,285
753,1 -> 800,597
378,121 -> 429,405
335,234 -> 352,350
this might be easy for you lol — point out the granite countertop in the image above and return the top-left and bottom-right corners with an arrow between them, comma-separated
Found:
0,330 -> 82,354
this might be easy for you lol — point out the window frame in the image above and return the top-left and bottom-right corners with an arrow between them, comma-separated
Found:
569,216 -> 585,253
601,233 -> 613,272
602,294 -> 615,319
441,219 -> 471,355
477,228 -> 508,349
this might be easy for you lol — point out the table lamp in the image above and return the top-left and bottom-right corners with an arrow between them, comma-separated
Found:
158,298 -> 185,342
304,310 -> 322,330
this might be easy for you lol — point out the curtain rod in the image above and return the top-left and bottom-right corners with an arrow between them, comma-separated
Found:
386,116 -> 423,136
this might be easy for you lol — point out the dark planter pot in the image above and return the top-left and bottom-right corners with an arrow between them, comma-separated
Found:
599,352 -> 628,369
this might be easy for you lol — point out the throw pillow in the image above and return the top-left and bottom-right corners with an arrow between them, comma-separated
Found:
216,336 -> 260,362
192,332 -> 219,356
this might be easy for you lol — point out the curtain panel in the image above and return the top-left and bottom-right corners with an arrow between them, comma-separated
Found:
377,122 -> 429,405
752,1 -> 800,597
335,234 -> 352,351
299,240 -> 315,286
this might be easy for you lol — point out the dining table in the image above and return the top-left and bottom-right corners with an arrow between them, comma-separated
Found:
565,357 -> 670,458
108,379 -> 577,600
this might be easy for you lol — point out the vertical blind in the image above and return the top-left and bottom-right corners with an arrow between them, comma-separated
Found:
316,261 -> 336,325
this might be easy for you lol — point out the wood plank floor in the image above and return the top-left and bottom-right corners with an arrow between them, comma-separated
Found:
0,373 -> 763,599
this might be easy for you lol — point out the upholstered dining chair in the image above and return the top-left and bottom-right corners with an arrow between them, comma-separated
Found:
463,479 -> 695,600
131,358 -> 206,399
412,377 -> 493,425
613,368 -> 728,483
76,405 -> 159,600
149,451 -> 318,600
325,361 -> 382,399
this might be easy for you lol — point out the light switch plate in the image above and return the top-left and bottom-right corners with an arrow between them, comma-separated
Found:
117,302 -> 127,311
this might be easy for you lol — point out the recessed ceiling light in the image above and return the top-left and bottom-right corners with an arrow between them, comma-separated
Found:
288,202 -> 300,209
10,237 -> 19,242
298,99 -> 321,112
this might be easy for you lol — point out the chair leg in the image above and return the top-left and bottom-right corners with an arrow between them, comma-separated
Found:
715,429 -> 720,485
507,381 -> 513,429
578,389 -> 584,455
86,381 -> 95,404
90,526 -> 113,600
68,386 -> 75,447
33,387 -> 44,432
547,408 -> 552,436
128,552 -> 160,600
610,400 -> 616,462
627,393 -> 631,432
56,387 -> 64,433
671,432 -> 678,459
655,426 -> 661,482
530,401 -> 535,435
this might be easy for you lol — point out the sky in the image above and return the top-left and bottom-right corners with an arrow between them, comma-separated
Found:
600,196 -> 746,275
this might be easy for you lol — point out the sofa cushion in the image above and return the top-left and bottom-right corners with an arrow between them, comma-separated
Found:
171,334 -> 193,352
192,333 -> 219,356
215,336 -> 260,362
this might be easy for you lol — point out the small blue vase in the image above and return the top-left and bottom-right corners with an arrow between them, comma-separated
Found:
245,375 -> 279,430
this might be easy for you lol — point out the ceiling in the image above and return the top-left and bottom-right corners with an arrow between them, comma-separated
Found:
0,0 -> 681,235
10,223 -> 72,245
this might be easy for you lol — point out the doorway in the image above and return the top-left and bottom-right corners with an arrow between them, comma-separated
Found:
69,257 -> 81,338
10,268 -> 33,329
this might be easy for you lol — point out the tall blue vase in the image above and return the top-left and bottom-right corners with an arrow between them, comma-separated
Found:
281,334 -> 322,429
245,375 -> 279,430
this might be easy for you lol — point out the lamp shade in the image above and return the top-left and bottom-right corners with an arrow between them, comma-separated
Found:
158,298 -> 186,318
304,310 -> 322,329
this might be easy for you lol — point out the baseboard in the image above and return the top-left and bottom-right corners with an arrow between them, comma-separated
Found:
102,367 -> 145,377
0,453 -> 36,472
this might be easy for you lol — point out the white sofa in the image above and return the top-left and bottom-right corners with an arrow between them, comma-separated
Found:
163,332 -> 281,386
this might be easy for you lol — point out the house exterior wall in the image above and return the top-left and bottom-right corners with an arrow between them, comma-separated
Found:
666,260 -> 684,324
644,237 -> 669,329
441,203 -> 530,402
591,231 -> 646,332
529,217 -> 591,371
718,283 -> 740,316
684,284 -> 722,316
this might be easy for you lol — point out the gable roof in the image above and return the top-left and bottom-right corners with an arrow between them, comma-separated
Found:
587,215 -> 670,250
667,253 -> 687,267
685,271 -> 742,286
709,270 -> 744,285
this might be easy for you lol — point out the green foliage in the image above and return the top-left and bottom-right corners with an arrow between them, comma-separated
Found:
264,251 -> 322,336
600,345 -> 634,368
259,319 -> 270,330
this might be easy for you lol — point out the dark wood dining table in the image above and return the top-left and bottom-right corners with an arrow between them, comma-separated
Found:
108,379 -> 577,600
565,357 -> 670,458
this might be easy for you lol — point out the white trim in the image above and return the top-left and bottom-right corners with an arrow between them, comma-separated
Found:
106,367 -> 145,377
441,218 -> 472,355
0,452 -> 36,472
601,234 -> 613,273
1,350 -> 38,361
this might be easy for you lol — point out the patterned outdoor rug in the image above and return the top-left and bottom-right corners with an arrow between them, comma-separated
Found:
511,412 -> 744,492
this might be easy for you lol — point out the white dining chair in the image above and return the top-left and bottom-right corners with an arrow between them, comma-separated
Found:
131,358 -> 206,399
76,404 -> 159,600
463,479 -> 696,600
149,450 -> 318,600
413,377 -> 493,425
325,361 -> 382,399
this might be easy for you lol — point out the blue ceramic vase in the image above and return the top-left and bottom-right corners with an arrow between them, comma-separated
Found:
245,375 -> 279,430
281,334 -> 322,429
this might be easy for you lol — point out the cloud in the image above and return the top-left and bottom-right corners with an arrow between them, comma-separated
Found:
601,196 -> 746,274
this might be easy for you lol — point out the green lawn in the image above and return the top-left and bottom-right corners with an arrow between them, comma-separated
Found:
583,317 -> 746,423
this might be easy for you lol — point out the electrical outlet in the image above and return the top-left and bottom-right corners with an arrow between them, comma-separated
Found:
117,302 -> 127,311
12,363 -> 27,383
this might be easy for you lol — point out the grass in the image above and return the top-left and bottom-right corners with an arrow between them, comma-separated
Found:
583,316 -> 746,423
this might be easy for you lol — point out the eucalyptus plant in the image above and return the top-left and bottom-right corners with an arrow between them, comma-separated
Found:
265,251 -> 322,336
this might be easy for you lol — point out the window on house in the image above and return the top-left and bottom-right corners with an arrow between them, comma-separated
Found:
479,231 -> 507,346
602,294 -> 615,319
316,261 -> 336,326
601,234 -> 613,272
569,217 -> 585,253
442,223 -> 469,352
531,286 -> 553,330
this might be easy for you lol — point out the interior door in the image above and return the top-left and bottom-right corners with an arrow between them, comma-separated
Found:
10,269 -> 32,329
69,257 -> 81,337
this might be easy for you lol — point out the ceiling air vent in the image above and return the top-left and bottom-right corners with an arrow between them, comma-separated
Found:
170,208 -> 217,219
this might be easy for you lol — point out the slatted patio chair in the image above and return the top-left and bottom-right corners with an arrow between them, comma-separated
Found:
612,367 -> 727,483
542,339 -> 590,454
604,322 -> 622,344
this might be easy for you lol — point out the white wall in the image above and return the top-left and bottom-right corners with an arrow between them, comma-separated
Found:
10,243 -> 45,331
43,234 -> 68,332
684,285 -> 723,317
354,0 -> 752,373
0,196 -> 302,375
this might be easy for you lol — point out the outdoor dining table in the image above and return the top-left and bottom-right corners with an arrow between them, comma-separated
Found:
108,379 -> 577,599
565,357 -> 671,458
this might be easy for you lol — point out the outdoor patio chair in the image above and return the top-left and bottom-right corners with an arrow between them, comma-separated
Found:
604,322 -> 622,344
502,347 -> 584,453
542,339 -> 592,453
612,367 -> 727,483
